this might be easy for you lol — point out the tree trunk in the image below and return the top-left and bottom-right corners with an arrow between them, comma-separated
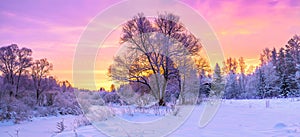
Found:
36,90 -> 40,105
15,71 -> 22,98
159,97 -> 166,106
161,78 -> 167,103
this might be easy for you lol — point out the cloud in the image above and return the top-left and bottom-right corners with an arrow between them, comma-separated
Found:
0,11 -> 16,17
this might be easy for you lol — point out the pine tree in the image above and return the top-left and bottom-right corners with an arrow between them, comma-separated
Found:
286,35 -> 300,64
211,63 -> 224,97
283,49 -> 298,97
275,47 -> 298,97
296,64 -> 300,96
224,71 -> 239,99
198,69 -> 211,97
280,73 -> 289,98
286,35 -> 300,96
257,68 -> 267,99
275,48 -> 286,97
271,48 -> 277,66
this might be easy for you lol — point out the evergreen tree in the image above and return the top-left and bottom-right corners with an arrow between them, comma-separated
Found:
286,35 -> 300,96
224,71 -> 239,99
286,35 -> 300,64
275,48 -> 285,97
283,49 -> 298,97
280,73 -> 289,98
271,48 -> 277,66
256,68 -> 267,99
223,58 -> 240,99
256,64 -> 279,98
275,47 -> 298,97
198,70 -> 211,97
243,73 -> 257,99
276,48 -> 285,75
296,64 -> 300,96
211,63 -> 224,97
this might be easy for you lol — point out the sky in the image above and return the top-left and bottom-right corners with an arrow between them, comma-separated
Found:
0,0 -> 300,90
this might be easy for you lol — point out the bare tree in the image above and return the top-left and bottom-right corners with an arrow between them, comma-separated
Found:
238,57 -> 246,95
15,47 -> 32,95
31,58 -> 53,105
109,13 -> 201,106
223,57 -> 238,74
195,56 -> 212,75
260,48 -> 272,65
59,80 -> 72,92
0,44 -> 19,85
0,44 -> 32,97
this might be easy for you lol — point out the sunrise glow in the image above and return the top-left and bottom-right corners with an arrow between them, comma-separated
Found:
1,0 -> 300,90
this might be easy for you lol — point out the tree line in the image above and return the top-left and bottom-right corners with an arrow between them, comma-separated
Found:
0,44 -> 79,122
107,12 -> 300,104
207,35 -> 300,99
256,35 -> 300,98
0,44 -> 72,104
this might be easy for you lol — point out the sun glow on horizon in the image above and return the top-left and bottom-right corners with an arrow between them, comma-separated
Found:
1,0 -> 299,90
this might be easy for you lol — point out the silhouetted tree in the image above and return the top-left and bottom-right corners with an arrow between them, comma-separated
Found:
238,57 -> 246,96
0,44 -> 33,97
260,48 -> 272,65
0,44 -> 19,85
31,58 -> 53,105
15,47 -> 32,95
109,13 -> 201,106
223,57 -> 238,74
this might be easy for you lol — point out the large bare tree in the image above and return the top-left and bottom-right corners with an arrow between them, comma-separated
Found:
109,13 -> 201,106
0,44 -> 19,85
0,44 -> 33,96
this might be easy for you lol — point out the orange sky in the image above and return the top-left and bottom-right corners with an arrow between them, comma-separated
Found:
1,0 -> 300,90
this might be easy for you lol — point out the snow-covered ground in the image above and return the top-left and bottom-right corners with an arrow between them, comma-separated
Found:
1,98 -> 300,137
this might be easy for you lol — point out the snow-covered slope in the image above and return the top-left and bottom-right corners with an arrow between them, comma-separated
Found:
1,98 -> 299,137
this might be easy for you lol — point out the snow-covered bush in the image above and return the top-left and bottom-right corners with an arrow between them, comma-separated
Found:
75,90 -> 106,114
117,84 -> 135,105
135,93 -> 156,107
85,106 -> 115,121
0,87 -> 83,123
53,91 -> 82,115
102,91 -> 121,104
0,97 -> 33,123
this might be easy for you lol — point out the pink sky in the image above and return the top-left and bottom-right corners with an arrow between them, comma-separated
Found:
0,0 -> 300,90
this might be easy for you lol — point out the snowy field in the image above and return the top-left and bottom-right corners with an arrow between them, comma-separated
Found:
1,98 -> 300,137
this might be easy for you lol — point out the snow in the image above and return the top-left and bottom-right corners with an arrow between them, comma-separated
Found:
0,115 -> 82,137
118,113 -> 163,122
171,99 -> 300,137
1,98 -> 300,137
